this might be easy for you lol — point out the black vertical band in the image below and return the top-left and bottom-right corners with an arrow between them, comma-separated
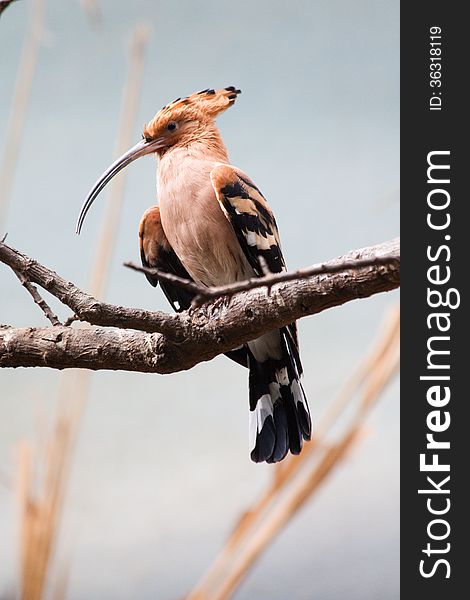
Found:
401,3 -> 466,598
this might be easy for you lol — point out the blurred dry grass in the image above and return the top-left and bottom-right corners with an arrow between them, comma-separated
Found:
88,22 -> 150,299
0,0 -> 47,230
79,0 -> 102,29
186,306 -> 399,600
55,19 -> 151,476
15,401 -> 80,600
9,17 -> 150,600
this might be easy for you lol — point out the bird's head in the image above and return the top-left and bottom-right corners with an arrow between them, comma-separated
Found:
143,86 -> 241,153
76,86 -> 241,234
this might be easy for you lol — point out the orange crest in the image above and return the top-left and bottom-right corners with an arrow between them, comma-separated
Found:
162,86 -> 241,118
144,87 -> 241,138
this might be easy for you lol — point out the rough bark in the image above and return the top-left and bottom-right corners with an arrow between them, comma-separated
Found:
0,238 -> 400,373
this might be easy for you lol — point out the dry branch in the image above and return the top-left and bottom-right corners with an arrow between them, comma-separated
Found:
0,238 -> 399,373
125,251 -> 398,307
13,268 -> 62,326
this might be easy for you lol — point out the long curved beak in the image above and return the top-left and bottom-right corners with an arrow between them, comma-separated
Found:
75,138 -> 162,234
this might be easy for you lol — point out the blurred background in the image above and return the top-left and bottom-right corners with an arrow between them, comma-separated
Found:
0,1 -> 399,599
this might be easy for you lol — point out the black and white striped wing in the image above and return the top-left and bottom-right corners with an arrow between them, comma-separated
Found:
210,164 -> 303,376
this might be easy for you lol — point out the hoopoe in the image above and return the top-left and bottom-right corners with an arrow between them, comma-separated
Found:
77,87 -> 312,463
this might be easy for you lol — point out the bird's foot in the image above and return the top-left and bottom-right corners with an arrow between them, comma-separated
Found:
206,295 -> 230,316
188,295 -> 230,320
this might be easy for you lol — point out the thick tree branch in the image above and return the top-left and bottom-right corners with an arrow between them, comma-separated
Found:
0,325 -> 169,372
0,238 -> 399,373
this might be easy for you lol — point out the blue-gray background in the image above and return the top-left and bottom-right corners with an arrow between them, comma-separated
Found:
0,1 -> 399,598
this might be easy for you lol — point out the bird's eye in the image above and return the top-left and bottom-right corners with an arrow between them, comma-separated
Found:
167,121 -> 177,131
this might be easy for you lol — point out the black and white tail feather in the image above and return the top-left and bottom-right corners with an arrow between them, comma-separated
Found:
248,326 -> 311,463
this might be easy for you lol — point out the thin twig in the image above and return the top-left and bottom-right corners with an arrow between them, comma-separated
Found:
124,250 -> 400,307
124,261 -> 203,296
13,269 -> 62,326
63,314 -> 79,327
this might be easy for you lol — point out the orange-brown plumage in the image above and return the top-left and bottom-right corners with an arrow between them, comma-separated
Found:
139,205 -> 171,266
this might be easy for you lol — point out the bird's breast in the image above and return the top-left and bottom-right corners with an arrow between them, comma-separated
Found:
157,154 -> 252,287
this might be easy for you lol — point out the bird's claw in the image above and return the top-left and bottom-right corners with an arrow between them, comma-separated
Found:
207,295 -> 230,316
